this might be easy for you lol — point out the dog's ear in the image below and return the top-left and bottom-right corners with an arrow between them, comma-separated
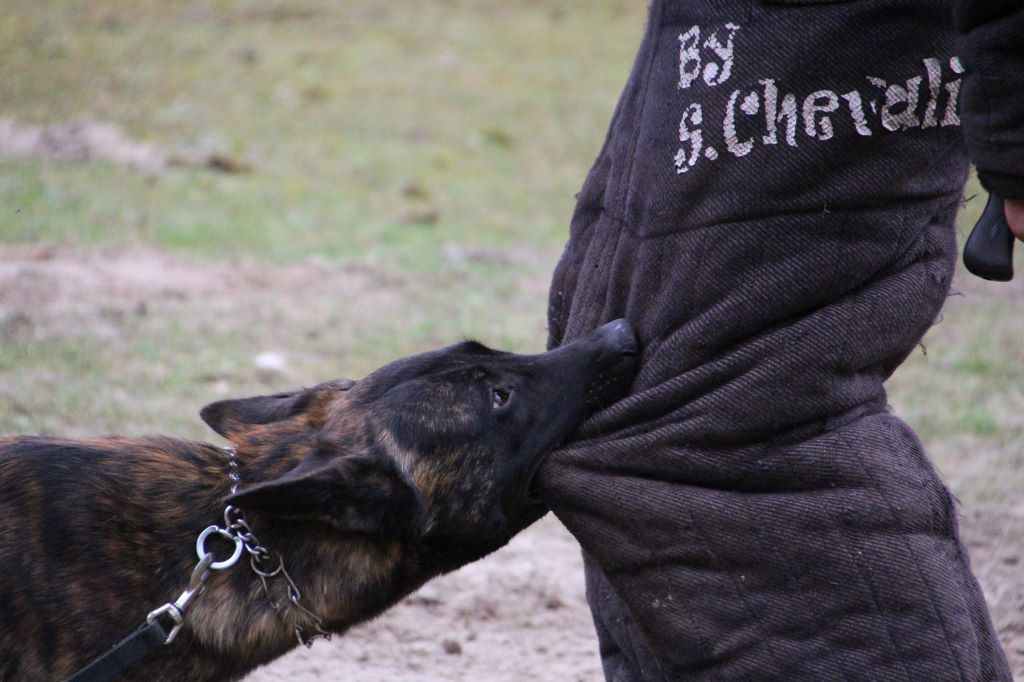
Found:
201,379 -> 355,438
224,451 -> 425,537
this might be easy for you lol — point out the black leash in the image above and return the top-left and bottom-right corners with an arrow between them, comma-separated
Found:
62,538 -> 230,682
65,617 -> 172,682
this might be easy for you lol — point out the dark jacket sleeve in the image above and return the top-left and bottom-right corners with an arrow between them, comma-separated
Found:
955,1 -> 1024,199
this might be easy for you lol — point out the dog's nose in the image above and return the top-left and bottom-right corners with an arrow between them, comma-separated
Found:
591,319 -> 638,356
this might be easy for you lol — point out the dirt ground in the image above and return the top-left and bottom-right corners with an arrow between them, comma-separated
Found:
0,117 -> 249,175
1,249 -> 1020,680
247,516 -> 604,682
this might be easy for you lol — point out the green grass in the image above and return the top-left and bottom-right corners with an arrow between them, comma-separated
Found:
888,273 -> 1024,506
0,0 -> 643,267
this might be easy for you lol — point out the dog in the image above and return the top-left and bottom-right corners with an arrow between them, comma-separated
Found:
0,320 -> 637,681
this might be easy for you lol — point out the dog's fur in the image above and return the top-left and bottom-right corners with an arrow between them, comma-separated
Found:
0,321 -> 636,681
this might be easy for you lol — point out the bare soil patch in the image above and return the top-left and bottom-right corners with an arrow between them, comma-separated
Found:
961,506 -> 1024,679
0,118 -> 248,174
0,245 -> 396,345
246,516 -> 604,682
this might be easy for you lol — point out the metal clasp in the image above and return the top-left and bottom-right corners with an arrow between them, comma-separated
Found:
146,602 -> 185,644
145,525 -> 243,645
196,525 -> 243,570
146,552 -> 215,643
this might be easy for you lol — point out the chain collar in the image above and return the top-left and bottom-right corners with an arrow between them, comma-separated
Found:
221,446 -> 332,648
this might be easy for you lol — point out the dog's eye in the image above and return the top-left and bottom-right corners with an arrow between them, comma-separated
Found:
491,387 -> 512,409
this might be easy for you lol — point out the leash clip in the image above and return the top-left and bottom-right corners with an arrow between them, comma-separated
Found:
141,523 -> 244,646
145,525 -> 243,644
145,602 -> 185,644
145,552 -> 215,644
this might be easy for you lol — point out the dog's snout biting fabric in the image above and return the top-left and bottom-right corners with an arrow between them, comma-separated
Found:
536,1 -> 1018,680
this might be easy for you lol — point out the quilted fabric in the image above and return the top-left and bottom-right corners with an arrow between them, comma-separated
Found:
537,1 -> 1013,679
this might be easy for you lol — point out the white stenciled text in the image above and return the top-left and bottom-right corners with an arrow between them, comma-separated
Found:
673,22 -> 963,175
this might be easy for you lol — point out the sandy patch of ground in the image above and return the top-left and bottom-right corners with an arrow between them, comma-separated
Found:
0,118 -> 248,174
962,506 -> 1024,678
0,245 -> 540,341
0,245 -> 399,344
247,516 -> 603,682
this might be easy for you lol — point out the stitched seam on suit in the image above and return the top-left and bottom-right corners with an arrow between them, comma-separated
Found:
595,192 -> 964,241
615,0 -> 664,213
677,503 -> 791,676
585,0 -> 666,341
827,426 -> 918,680
853,421 -> 970,682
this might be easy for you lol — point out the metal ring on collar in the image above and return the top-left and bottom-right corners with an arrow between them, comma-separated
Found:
196,525 -> 244,570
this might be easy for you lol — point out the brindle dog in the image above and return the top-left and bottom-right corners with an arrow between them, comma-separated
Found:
0,320 -> 637,681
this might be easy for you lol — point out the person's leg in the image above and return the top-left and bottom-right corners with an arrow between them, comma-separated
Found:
540,0 -> 1011,675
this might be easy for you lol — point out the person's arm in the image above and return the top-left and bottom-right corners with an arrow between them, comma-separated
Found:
954,1 -> 1024,239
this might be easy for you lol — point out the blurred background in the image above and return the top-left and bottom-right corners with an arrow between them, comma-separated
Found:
0,1 -> 1020,679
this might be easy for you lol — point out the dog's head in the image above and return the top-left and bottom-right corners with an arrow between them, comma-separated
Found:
201,320 -> 638,567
